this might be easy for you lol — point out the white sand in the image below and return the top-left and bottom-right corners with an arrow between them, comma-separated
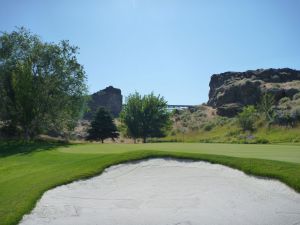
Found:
20,159 -> 300,225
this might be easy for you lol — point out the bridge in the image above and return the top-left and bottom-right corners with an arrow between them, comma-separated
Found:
167,105 -> 196,111
122,105 -> 196,111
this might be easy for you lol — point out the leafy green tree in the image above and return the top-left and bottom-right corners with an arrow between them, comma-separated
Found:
258,93 -> 275,123
0,27 -> 87,140
86,107 -> 119,143
237,105 -> 257,131
119,92 -> 143,143
120,92 -> 171,143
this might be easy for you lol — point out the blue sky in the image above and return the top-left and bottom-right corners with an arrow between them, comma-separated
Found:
0,0 -> 299,104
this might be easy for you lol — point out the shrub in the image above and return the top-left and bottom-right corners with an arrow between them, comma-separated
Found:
225,130 -> 240,137
291,106 -> 300,122
170,130 -> 176,136
279,97 -> 291,105
215,117 -> 229,126
237,106 -> 257,131
0,124 -> 20,138
274,110 -> 295,127
203,123 -> 215,131
255,138 -> 269,144
293,92 -> 300,101
190,123 -> 200,131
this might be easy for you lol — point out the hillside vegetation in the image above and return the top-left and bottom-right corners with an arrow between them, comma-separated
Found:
152,105 -> 300,144
151,69 -> 300,144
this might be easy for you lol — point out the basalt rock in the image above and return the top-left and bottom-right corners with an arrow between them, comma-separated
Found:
84,86 -> 122,119
207,68 -> 300,117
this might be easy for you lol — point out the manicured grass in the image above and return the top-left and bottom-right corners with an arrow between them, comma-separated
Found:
0,142 -> 300,225
58,142 -> 300,163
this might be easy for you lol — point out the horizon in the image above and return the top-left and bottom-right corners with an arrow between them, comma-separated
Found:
1,0 -> 300,104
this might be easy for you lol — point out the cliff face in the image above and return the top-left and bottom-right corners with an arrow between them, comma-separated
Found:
85,86 -> 122,119
207,68 -> 300,117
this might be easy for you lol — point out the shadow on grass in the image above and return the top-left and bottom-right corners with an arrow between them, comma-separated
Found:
0,140 -> 70,157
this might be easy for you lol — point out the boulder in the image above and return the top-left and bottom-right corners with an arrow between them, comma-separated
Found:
207,68 -> 300,117
216,103 -> 243,117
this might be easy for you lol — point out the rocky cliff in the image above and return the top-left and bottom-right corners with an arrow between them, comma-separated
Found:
207,68 -> 300,117
84,86 -> 122,119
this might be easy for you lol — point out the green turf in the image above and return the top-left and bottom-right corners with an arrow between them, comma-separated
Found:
58,143 -> 300,163
0,142 -> 300,225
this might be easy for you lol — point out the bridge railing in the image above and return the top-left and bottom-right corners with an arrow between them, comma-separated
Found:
122,104 -> 196,110
167,105 -> 196,110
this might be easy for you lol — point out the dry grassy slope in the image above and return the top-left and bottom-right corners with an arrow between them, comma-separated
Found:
160,105 -> 300,144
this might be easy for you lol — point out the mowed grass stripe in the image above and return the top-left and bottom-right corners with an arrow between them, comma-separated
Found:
58,143 -> 300,164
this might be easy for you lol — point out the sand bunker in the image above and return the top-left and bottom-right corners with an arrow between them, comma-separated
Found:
20,159 -> 300,225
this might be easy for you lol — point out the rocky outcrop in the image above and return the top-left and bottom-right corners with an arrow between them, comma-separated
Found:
84,86 -> 122,119
207,68 -> 300,117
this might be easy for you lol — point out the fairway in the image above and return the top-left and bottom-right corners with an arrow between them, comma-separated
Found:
58,143 -> 300,164
0,142 -> 300,225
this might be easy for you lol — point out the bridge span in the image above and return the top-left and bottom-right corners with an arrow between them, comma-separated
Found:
167,105 -> 196,110
122,104 -> 196,111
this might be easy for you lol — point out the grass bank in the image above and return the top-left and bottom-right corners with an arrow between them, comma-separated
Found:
166,105 -> 300,144
0,142 -> 300,225
158,124 -> 300,143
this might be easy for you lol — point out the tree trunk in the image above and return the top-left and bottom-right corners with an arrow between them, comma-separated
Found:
143,137 -> 146,143
101,139 -> 104,144
24,127 -> 30,142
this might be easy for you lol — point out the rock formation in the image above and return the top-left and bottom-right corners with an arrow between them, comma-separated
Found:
85,86 -> 122,119
207,68 -> 300,117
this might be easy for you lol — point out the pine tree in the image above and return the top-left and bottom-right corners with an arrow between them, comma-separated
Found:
86,107 -> 119,143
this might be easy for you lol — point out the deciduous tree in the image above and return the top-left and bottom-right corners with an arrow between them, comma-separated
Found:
120,92 -> 170,143
0,28 -> 88,140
